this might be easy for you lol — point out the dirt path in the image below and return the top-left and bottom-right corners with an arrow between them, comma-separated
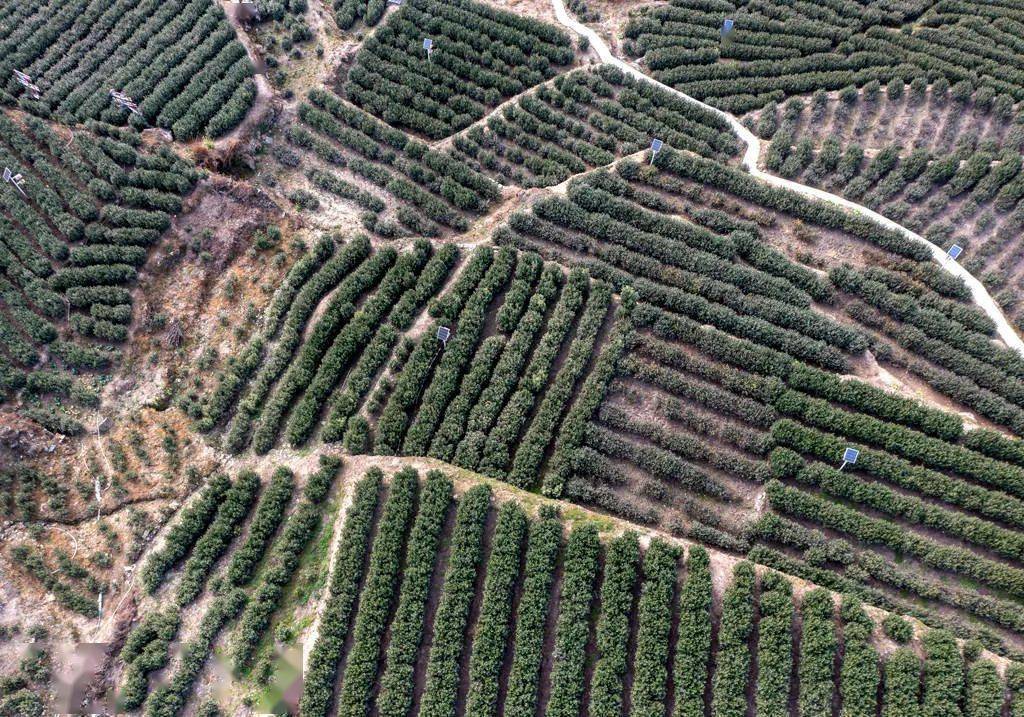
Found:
218,1 -> 276,148
550,0 -> 1024,356
301,461 -> 361,672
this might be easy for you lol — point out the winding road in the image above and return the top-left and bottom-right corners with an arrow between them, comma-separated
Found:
550,0 -> 1024,355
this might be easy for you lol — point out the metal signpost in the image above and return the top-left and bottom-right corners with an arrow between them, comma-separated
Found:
3,167 -> 26,197
423,37 -> 434,60
109,89 -> 143,118
437,326 -> 451,347
650,138 -> 663,165
839,446 -> 859,471
947,243 -> 963,261
13,69 -> 41,99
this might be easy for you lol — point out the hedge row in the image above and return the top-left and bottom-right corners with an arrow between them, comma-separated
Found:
376,471 -> 452,717
176,470 -> 260,606
506,281 -> 612,488
404,252 -> 532,458
336,468 -> 419,717
922,630 -> 964,717
670,546 -> 712,717
344,0 -> 572,137
589,531 -> 641,717
456,265 -> 562,445
250,248 -> 398,454
224,236 -> 371,452
766,480 -> 1024,600
429,246 -> 492,322
780,450 -> 1024,562
504,200 -> 858,371
425,337 -> 507,462
141,474 -> 231,594
963,429 -> 1024,469
144,589 -> 248,717
623,356 -> 777,428
545,524 -> 601,717
786,362 -> 962,440
655,148 -> 931,260
635,333 -> 784,403
584,422 -> 734,501
832,265 -> 1024,382
772,419 -> 1024,533
322,244 -> 458,442
756,572 -> 794,717
882,649 -> 920,717
475,269 -> 591,476
418,484 -> 492,717
431,263 -> 561,461
225,467 -> 295,587
711,561 -> 756,717
776,389 -> 1024,499
231,457 -> 340,670
600,403 -> 769,483
308,88 -> 499,207
375,247 -> 515,454
755,512 -> 1024,639
10,545 -> 96,616
840,599 -> 880,717
630,539 -> 681,717
632,302 -> 793,380
562,182 -> 812,308
543,314 -> 633,497
298,469 -> 382,717
503,510 -> 562,716
659,396 -> 772,456
465,502 -> 528,717
119,610 -> 180,709
283,244 -> 431,448
966,660 -> 1003,717
799,588 -> 837,717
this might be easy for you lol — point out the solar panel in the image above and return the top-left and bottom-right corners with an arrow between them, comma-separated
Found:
722,18 -> 734,33
947,244 -> 963,260
651,138 -> 664,152
437,326 -> 451,344
842,447 -> 859,464
423,38 -> 433,51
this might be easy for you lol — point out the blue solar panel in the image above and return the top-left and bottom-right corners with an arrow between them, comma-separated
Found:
843,447 -> 859,464
722,18 -> 734,33
651,138 -> 664,152
948,244 -> 963,260
423,38 -> 433,50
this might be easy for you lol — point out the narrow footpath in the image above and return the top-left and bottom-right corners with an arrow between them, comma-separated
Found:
551,0 -> 1024,355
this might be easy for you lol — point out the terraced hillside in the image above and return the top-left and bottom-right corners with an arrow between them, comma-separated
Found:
622,0 -> 1024,112
341,0 -> 576,138
276,90 -> 501,238
0,0 -> 256,139
0,110 -> 199,433
490,147 -> 1024,654
9,0 -> 1024,714
747,85 -> 1024,330
450,65 -> 740,187
113,462 -> 1024,716
200,238 -> 617,490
